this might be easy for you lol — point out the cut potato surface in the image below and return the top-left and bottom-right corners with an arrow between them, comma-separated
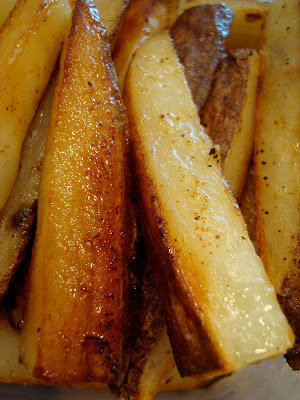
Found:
113,0 -> 171,93
0,71 -> 57,302
0,0 -> 72,210
254,0 -> 300,369
94,0 -> 128,46
125,31 -> 293,378
21,0 -> 131,386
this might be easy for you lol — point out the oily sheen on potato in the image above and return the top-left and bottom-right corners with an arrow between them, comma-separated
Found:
254,0 -> 300,369
21,0 -> 131,386
125,31 -> 294,378
0,0 -> 72,210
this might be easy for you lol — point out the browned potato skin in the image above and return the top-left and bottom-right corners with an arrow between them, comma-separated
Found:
119,259 -> 175,400
170,4 -> 233,113
21,0 -> 132,386
201,49 -> 258,200
178,0 -> 269,50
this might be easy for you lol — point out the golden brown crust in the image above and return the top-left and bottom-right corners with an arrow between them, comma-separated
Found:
170,4 -> 233,113
21,0 -> 132,386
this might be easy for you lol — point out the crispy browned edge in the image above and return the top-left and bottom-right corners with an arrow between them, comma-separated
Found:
117,258 -> 167,399
124,80 -> 226,378
0,204 -> 37,303
170,4 -> 233,114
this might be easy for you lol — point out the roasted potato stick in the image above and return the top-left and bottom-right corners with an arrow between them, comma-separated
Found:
21,0 -> 131,386
170,4 -> 233,114
113,0 -> 174,93
0,0 -> 72,210
201,49 -> 259,200
178,0 -> 269,50
119,262 -> 175,400
125,31 -> 293,378
0,0 -> 17,27
254,0 -> 300,370
0,72 -> 57,303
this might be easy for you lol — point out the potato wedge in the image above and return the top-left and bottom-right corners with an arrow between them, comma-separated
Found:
125,31 -> 293,378
21,0 -> 131,386
0,0 -> 72,210
178,0 -> 269,50
94,0 -> 129,47
201,49 -> 259,200
113,0 -> 173,93
0,0 -> 17,28
170,4 -> 233,113
119,262 -> 175,400
254,0 -> 300,370
0,71 -> 57,303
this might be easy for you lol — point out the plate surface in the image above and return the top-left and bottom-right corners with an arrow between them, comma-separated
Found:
1,356 -> 299,400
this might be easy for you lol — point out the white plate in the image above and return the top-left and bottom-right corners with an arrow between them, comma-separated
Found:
1,356 -> 299,400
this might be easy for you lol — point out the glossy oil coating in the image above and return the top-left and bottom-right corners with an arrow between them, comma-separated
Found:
126,32 -> 293,374
0,0 -> 72,209
21,0 -> 130,386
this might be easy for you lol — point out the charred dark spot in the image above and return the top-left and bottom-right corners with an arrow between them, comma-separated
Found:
11,207 -> 32,229
82,335 -> 109,354
245,12 -> 264,23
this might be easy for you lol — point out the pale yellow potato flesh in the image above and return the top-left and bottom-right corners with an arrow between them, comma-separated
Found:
178,0 -> 269,49
254,0 -> 300,369
0,72 -> 57,302
0,308 -> 35,384
222,50 -> 259,200
0,0 -> 72,210
0,0 -> 17,27
94,0 -> 128,44
113,0 -> 171,93
126,32 -> 293,376
255,0 -> 300,291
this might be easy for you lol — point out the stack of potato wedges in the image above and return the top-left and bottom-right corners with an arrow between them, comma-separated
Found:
0,0 -> 299,399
